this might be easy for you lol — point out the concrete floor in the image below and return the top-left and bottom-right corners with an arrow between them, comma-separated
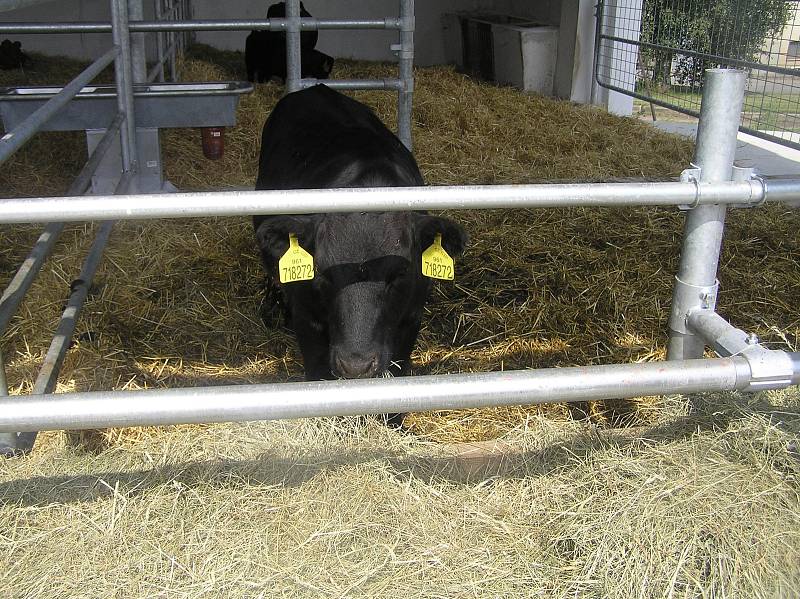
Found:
646,119 -> 800,177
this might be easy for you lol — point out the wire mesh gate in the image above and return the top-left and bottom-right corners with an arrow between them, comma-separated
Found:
595,0 -> 800,150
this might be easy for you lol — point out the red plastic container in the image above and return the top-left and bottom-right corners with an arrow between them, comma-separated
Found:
201,127 -> 225,160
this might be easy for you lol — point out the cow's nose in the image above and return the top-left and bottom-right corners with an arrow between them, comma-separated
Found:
333,350 -> 380,379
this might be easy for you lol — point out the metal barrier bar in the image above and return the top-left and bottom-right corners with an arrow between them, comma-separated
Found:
11,221 -> 115,453
284,0 -> 301,94
128,0 -> 147,83
1,178 -> 796,224
0,115 -> 122,456
32,222 -> 115,397
667,70 -> 746,360
0,348 -> 11,456
298,78 -> 403,91
110,0 -> 137,173
0,114 -> 123,339
0,222 -> 64,331
0,46 -> 118,167
687,310 -> 755,356
168,0 -> 176,81
600,33 -> 800,82
7,173 -> 133,455
153,0 -> 165,83
0,357 -> 769,432
686,310 -> 798,391
0,19 -> 402,34
397,0 -> 414,150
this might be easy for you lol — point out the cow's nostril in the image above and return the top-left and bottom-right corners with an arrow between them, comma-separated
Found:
333,351 -> 380,378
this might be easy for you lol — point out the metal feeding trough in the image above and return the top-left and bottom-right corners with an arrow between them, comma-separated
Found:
0,81 -> 253,192
0,81 -> 252,130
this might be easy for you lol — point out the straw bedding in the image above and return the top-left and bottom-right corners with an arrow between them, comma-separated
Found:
0,46 -> 798,596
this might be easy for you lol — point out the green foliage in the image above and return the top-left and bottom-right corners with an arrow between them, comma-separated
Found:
639,0 -> 792,87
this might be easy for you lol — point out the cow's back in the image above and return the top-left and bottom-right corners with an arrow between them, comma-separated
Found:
255,85 -> 422,191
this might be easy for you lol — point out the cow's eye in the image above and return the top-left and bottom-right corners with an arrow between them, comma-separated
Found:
314,272 -> 332,294
386,265 -> 409,286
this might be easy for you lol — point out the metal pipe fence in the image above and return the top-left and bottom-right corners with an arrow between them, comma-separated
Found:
110,0 -> 137,172
0,46 -> 119,166
667,69 -> 746,360
0,19 -> 404,34
0,1 -> 416,149
2,356 -> 799,434
0,1 -> 798,456
0,0 -> 177,454
595,0 -> 800,151
0,113 -> 123,340
0,178 -> 796,224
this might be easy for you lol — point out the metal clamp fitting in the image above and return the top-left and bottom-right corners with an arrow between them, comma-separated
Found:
730,166 -> 767,209
685,309 -> 796,391
668,277 -> 718,334
678,166 -> 702,210
741,345 -> 796,391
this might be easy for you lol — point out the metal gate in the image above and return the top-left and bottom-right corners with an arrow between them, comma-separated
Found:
0,0 -> 798,457
595,0 -> 800,150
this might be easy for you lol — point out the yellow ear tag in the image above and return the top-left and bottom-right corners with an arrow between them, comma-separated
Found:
278,234 -> 314,283
422,233 -> 455,281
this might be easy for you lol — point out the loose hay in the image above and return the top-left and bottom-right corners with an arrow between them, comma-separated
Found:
1,47 -> 796,439
0,393 -> 798,597
0,45 -> 799,597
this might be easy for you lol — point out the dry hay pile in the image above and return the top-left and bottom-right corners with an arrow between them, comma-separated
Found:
0,47 -> 798,596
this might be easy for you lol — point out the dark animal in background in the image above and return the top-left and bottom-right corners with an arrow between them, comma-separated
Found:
245,1 -> 334,83
253,85 -> 466,422
0,40 -> 28,70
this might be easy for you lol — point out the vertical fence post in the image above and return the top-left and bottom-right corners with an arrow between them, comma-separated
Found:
166,0 -> 177,82
0,348 -> 15,456
154,0 -> 165,82
110,0 -> 138,174
285,0 -> 302,94
128,0 -> 147,83
397,0 -> 414,150
667,69 -> 746,360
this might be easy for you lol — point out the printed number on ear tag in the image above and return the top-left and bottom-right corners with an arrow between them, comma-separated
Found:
422,233 -> 455,281
279,234 -> 314,283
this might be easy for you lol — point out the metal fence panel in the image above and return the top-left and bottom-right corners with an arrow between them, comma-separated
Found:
596,0 -> 800,150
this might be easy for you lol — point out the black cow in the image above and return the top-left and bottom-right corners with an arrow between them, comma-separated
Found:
254,85 -> 466,422
245,2 -> 334,83
0,40 -> 28,70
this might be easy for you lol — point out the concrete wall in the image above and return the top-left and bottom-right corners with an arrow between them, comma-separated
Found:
0,0 -> 622,113
0,0 -> 559,66
0,0 -> 155,61
193,0 -> 559,66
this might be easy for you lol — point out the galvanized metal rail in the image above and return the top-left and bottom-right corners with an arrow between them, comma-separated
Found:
0,18 -> 404,34
0,355 -> 798,434
0,177 -> 796,224
0,46 -> 119,166
0,0 -> 417,149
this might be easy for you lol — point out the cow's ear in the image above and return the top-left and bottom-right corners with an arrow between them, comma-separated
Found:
254,214 -> 318,261
413,214 -> 468,257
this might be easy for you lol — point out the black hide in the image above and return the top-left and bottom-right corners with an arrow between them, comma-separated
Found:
245,2 -> 334,83
0,40 -> 27,70
254,85 -> 467,390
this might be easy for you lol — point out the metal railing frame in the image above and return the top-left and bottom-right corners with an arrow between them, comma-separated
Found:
0,0 -> 175,454
593,0 -> 800,152
0,2 -> 798,457
0,1 -> 417,149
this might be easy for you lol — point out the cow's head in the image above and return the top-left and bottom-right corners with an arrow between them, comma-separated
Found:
255,212 -> 467,378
